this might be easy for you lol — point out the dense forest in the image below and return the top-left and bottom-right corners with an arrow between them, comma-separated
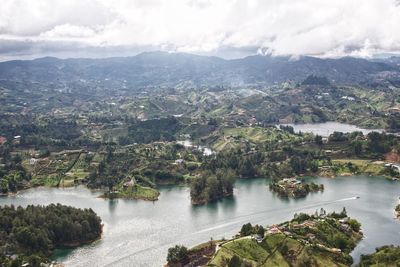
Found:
0,204 -> 102,266
0,146 -> 31,194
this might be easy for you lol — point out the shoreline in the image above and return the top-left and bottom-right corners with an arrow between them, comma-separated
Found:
98,193 -> 159,201
0,170 -> 395,201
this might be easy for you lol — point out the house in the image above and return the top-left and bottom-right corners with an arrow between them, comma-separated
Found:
303,220 -> 317,228
0,136 -> 7,145
306,233 -> 316,241
123,178 -> 135,188
283,231 -> 292,237
267,226 -> 281,234
385,163 -> 400,173
341,96 -> 355,101
252,234 -> 263,243
291,220 -> 316,229
340,224 -> 352,233
174,159 -> 185,165
13,135 -> 21,145
388,107 -> 400,114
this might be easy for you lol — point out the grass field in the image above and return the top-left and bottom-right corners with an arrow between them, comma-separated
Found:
208,230 -> 353,267
331,159 -> 387,176
115,184 -> 160,201
212,126 -> 302,151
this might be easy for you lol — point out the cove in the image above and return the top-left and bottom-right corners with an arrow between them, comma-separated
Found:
0,176 -> 399,266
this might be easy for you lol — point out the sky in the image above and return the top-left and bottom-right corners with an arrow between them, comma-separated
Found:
1,0 -> 400,61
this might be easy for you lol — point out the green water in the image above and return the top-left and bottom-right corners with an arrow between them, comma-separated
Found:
0,176 -> 399,266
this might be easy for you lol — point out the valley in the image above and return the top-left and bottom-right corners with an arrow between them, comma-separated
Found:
0,53 -> 400,266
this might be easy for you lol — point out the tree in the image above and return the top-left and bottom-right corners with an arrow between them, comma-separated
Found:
351,140 -> 363,156
228,255 -> 242,267
340,207 -> 347,217
166,245 -> 189,264
315,135 -> 323,145
348,219 -> 361,232
206,176 -> 221,201
190,176 -> 206,201
238,158 -> 256,177
216,168 -> 236,195
333,234 -> 349,250
240,223 -> 253,236
254,225 -> 265,237
0,179 -> 8,193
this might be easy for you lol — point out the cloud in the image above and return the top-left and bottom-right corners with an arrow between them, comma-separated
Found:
1,0 -> 400,60
40,24 -> 97,38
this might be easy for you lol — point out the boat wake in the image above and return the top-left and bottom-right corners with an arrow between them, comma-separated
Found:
194,196 -> 359,234
105,196 -> 359,265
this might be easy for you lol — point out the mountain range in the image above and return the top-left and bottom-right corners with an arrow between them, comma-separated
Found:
0,51 -> 399,88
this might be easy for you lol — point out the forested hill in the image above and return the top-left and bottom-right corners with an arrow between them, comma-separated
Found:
0,204 -> 102,265
0,52 -> 399,88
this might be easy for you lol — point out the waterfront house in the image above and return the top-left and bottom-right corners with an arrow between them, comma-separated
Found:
267,226 -> 281,234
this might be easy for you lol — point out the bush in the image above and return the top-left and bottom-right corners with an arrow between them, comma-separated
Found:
167,245 -> 189,264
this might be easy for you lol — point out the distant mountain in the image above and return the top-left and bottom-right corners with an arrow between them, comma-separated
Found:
0,51 -> 398,88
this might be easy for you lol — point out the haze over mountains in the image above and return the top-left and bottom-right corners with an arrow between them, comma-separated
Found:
1,52 -> 400,89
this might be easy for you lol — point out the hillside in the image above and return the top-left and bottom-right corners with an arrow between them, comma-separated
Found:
167,210 -> 363,267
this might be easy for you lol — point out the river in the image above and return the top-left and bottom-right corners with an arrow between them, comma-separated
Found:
0,176 -> 399,266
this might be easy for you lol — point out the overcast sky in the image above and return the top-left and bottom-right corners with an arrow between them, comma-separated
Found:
1,0 -> 400,61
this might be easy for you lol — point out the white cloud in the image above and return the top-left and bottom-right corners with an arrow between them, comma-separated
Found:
40,24 -> 97,38
1,0 -> 400,59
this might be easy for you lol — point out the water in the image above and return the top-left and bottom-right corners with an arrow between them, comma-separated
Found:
281,122 -> 384,137
0,176 -> 399,266
177,140 -> 214,156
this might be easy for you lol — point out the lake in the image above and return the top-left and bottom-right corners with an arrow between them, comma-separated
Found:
281,122 -> 384,137
0,176 -> 399,266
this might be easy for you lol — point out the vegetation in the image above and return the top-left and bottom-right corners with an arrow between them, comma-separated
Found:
358,245 -> 400,267
0,204 -> 102,266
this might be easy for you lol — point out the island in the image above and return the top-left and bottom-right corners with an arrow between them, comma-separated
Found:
166,208 -> 362,266
0,204 -> 102,266
190,170 -> 235,205
101,176 -> 160,201
395,202 -> 400,219
269,178 -> 324,198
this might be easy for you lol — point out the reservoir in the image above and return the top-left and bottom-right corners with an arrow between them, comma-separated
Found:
0,176 -> 399,266
281,122 -> 384,137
